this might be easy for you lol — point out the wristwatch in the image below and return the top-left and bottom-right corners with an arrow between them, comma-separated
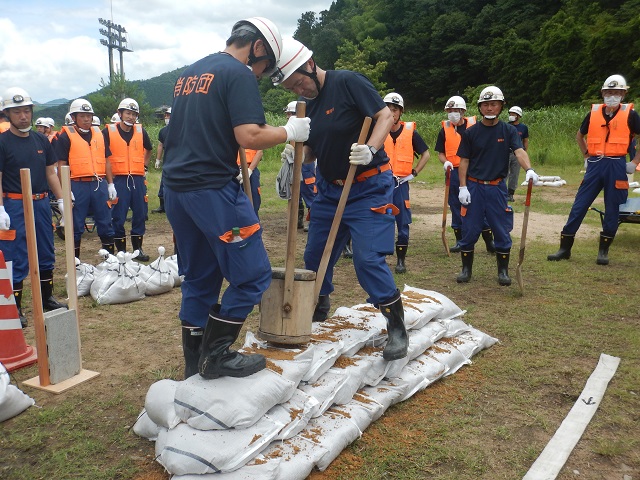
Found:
368,145 -> 378,156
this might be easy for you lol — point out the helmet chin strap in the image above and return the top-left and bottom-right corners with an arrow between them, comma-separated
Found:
298,61 -> 322,97
247,39 -> 271,68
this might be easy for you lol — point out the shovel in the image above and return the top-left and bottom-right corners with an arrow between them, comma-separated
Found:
441,166 -> 451,256
515,178 -> 534,292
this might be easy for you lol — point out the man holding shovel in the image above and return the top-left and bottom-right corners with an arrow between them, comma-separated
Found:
273,37 -> 408,361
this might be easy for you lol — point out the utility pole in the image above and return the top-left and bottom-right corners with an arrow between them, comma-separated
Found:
98,18 -> 133,84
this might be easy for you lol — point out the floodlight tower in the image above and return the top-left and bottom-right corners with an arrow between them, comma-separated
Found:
98,18 -> 133,84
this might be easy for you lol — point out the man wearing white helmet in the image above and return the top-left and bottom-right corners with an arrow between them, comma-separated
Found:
55,98 -> 117,259
162,18 -> 310,380
548,74 -> 640,265
152,107 -> 171,214
35,117 -> 50,137
45,117 -> 56,141
455,86 -> 538,285
274,37 -> 408,362
506,106 -> 529,202
103,97 -> 153,261
435,95 -> 495,254
110,113 -> 120,124
0,87 -> 68,328
382,92 -> 430,273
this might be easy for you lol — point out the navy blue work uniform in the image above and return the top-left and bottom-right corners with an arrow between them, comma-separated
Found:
300,162 -> 317,209
562,106 -> 640,236
162,52 -> 272,328
157,124 -> 168,200
507,122 -> 529,194
304,70 -> 399,306
456,121 -> 522,251
0,130 -> 56,282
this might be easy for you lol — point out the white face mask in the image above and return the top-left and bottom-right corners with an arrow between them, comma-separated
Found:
18,126 -> 32,133
447,112 -> 461,123
604,95 -> 622,108
484,115 -> 497,120
508,115 -> 517,122
164,118 -> 170,125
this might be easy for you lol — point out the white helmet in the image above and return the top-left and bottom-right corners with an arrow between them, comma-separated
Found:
69,98 -> 94,114
383,92 -> 404,109
444,96 -> 466,111
478,86 -> 505,105
92,115 -> 101,126
165,107 -> 171,114
284,101 -> 297,114
271,37 -> 313,85
601,74 -> 628,91
111,113 -> 121,123
118,98 -> 139,113
2,87 -> 34,110
233,17 -> 283,76
65,113 -> 74,125
46,117 -> 55,128
35,117 -> 47,127
508,106 -> 523,117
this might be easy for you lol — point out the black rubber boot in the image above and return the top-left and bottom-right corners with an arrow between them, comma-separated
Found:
131,235 -> 150,261
508,189 -> 515,202
596,232 -> 614,265
450,228 -> 462,253
456,250 -> 474,283
40,270 -> 68,311
379,295 -> 408,361
13,281 -> 27,328
182,325 -> 203,379
100,236 -> 116,255
152,197 -> 165,214
395,244 -> 407,274
297,202 -> 304,229
313,294 -> 331,322
74,239 -> 81,260
343,239 -> 353,259
114,237 -> 127,253
481,229 -> 496,253
547,232 -> 575,261
497,251 -> 512,286
198,306 -> 266,379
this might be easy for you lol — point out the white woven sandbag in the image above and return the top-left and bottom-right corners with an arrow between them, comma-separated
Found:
158,416 -> 283,475
461,326 -> 499,355
360,383 -> 404,412
132,409 -> 161,441
308,413 -> 362,471
437,313 -> 471,337
422,321 -> 448,343
69,258 -> 95,296
312,315 -> 378,358
301,340 -> 344,384
385,326 -> 435,379
299,370 -> 349,417
263,436 -> 329,480
174,369 -> 296,430
410,353 -> 450,384
400,289 -> 445,330
139,246 -> 175,295
267,389 -> 320,441
171,455 -> 280,480
328,356 -> 373,405
326,400 -> 375,433
144,379 -> 181,429
333,306 -> 387,346
165,254 -> 183,287
426,340 -> 471,377
350,390 -> 386,422
394,364 -> 431,403
0,363 -> 34,422
95,249 -> 118,272
403,286 -> 463,319
359,347 -> 391,387
91,252 -> 146,304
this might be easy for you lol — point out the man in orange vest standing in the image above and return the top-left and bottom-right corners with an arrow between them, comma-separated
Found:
236,148 -> 263,216
382,93 -> 430,273
103,98 -> 153,261
435,95 -> 495,254
548,74 -> 640,265
0,105 -> 10,133
55,98 -> 117,259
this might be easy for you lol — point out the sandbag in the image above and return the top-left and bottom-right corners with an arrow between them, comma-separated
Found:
144,379 -> 181,429
138,246 -> 174,295
90,251 -> 146,304
0,362 -> 34,422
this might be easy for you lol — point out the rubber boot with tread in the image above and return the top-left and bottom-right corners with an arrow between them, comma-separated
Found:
114,237 -> 127,254
40,271 -> 68,311
395,245 -> 407,274
497,251 -> 512,286
596,232 -> 614,265
131,235 -> 150,262
547,233 -> 575,261
379,296 -> 408,361
456,250 -> 474,283
450,228 -> 462,253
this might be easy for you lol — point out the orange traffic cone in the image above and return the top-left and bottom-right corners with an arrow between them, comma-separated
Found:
0,250 -> 37,372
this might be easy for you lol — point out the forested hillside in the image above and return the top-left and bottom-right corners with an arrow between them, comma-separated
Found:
292,0 -> 640,108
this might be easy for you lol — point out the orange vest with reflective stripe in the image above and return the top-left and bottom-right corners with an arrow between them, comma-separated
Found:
64,125 -> 107,178
237,149 -> 257,165
108,124 -> 145,175
384,122 -> 415,176
0,121 -> 9,133
587,104 -> 633,157
442,116 -> 476,166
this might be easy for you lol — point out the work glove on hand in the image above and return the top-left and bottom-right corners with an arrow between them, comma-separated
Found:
236,168 -> 252,183
398,174 -> 414,184
349,143 -> 373,166
57,199 -> 65,227
626,161 -> 637,174
443,161 -> 453,172
283,116 -> 311,143
0,206 -> 10,230
458,186 -> 471,205
280,144 -> 295,164
525,168 -> 540,184
107,183 -> 118,201
155,158 -> 162,169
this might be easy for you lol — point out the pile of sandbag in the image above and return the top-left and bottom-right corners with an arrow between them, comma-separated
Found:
0,362 -> 34,423
133,286 -> 498,479
522,175 -> 567,187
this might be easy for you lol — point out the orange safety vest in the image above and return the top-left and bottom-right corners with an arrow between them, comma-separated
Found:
384,122 -> 415,177
47,132 -> 56,143
0,121 -> 9,133
442,116 -> 476,167
64,125 -> 107,178
108,124 -> 145,175
587,104 -> 633,157
237,149 -> 258,165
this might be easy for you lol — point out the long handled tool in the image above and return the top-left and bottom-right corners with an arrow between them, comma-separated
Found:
313,116 -> 372,300
441,166 -> 451,256
515,178 -> 534,292
238,147 -> 253,207
282,101 -> 306,317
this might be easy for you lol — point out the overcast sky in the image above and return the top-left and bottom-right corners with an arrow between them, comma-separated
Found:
1,0 -> 330,104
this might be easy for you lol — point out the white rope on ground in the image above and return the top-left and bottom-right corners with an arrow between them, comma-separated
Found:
522,353 -> 621,480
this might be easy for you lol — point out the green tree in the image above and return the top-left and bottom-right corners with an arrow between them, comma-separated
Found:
89,73 -> 153,124
334,37 -> 388,93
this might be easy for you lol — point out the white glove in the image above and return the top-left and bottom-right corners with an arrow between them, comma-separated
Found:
283,116 -> 311,143
107,183 -> 117,201
349,143 -> 373,166
0,206 -> 10,230
443,161 -> 453,172
525,168 -> 539,184
458,186 -> 471,205
70,191 -> 75,202
626,161 -> 637,174
280,144 -> 295,164
155,158 -> 162,169
398,174 -> 414,184
236,168 -> 252,183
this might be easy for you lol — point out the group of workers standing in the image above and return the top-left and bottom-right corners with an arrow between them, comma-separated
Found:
1,13 -> 637,382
